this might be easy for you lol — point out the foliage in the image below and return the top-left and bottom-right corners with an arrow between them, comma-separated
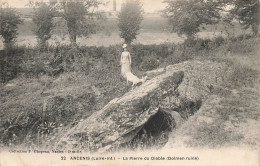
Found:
228,34 -> 259,53
22,51 -> 63,77
1,35 -> 259,149
0,6 -> 22,48
38,121 -> 56,139
140,54 -> 160,71
32,2 -> 56,49
0,47 -> 24,83
229,0 -> 260,36
20,47 -> 92,77
4,34 -> 256,84
118,0 -> 143,44
1,110 -> 42,147
163,0 -> 223,39
56,0 -> 105,46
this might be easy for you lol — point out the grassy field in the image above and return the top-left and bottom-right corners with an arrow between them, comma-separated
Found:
0,16 -> 250,49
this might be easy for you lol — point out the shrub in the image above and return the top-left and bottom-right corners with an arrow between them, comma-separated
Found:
61,47 -> 90,74
20,50 -> 63,77
0,47 -> 24,83
212,36 -> 225,47
131,44 -> 175,67
0,6 -> 22,48
140,55 -> 160,71
20,46 -> 94,77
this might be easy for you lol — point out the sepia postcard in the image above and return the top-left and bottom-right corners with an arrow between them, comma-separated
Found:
0,0 -> 259,165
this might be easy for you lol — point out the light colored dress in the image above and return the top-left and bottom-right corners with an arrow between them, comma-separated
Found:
121,51 -> 144,85
121,51 -> 131,78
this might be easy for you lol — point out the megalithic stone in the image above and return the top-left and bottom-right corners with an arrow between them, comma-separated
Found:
57,71 -> 184,153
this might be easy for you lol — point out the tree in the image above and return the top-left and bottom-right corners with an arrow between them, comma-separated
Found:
229,0 -> 260,36
163,0 -> 223,40
32,2 -> 56,49
118,0 -> 143,45
0,6 -> 22,48
57,0 -> 105,46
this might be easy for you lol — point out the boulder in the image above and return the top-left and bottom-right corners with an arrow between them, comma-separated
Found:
166,60 -> 231,101
57,60 -> 231,153
57,71 -> 184,152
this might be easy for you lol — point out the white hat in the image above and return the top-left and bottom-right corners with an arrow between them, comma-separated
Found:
122,44 -> 127,48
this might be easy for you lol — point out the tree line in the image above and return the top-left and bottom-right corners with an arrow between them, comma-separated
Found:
0,0 -> 259,50
163,0 -> 259,39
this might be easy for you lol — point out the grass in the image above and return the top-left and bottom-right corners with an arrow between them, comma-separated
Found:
167,36 -> 260,150
0,72 -> 106,149
184,87 -> 259,148
0,25 -> 259,151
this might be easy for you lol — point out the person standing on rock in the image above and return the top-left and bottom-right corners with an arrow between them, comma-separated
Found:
120,44 -> 147,87
120,43 -> 132,79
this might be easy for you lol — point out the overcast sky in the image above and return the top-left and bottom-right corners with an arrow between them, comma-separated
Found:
1,0 -> 166,12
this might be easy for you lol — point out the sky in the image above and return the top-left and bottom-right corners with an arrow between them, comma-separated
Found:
0,0 -> 167,12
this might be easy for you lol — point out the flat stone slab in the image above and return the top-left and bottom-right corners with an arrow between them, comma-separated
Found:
57,70 -> 184,152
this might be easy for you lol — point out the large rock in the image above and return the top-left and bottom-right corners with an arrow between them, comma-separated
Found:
57,71 -> 184,152
166,60 -> 231,100
57,60 -> 231,152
